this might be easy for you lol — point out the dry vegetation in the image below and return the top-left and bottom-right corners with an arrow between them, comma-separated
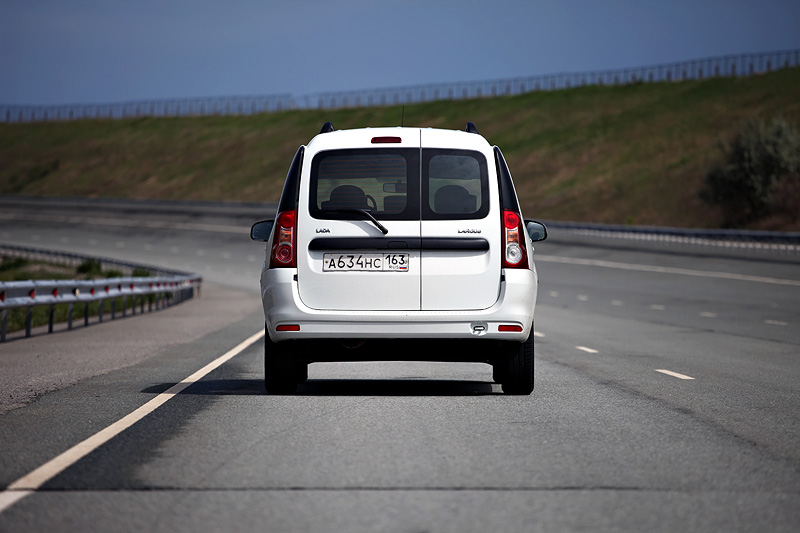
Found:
1,67 -> 798,229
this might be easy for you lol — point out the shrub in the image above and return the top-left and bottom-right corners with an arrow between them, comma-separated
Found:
0,257 -> 29,271
76,259 -> 103,276
700,117 -> 800,227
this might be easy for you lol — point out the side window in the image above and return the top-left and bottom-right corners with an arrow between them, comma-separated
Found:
423,150 -> 489,220
309,149 -> 419,220
277,146 -> 304,212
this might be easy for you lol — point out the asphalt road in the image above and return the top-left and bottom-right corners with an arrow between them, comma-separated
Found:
1,197 -> 799,532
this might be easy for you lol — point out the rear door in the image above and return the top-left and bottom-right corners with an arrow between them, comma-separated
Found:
297,136 -> 422,311
419,132 -> 501,310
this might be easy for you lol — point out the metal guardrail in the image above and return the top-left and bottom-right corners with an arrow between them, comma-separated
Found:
544,221 -> 800,258
0,243 -> 190,277
303,49 -> 800,110
0,276 -> 201,341
0,244 -> 202,341
2,49 -> 798,122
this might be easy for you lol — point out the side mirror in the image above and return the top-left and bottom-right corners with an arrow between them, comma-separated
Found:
250,220 -> 275,242
525,220 -> 547,242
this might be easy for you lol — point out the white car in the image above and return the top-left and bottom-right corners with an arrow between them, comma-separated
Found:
251,121 -> 547,394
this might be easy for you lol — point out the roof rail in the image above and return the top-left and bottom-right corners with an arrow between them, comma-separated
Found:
320,121 -> 335,134
465,122 -> 479,134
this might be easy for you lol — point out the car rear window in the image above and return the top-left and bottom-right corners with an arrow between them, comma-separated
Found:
423,149 -> 489,220
309,148 -> 488,221
310,149 -> 420,220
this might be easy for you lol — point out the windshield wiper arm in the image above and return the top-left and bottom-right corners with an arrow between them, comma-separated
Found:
325,209 -> 389,235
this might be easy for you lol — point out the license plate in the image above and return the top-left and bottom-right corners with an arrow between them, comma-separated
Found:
323,253 -> 409,272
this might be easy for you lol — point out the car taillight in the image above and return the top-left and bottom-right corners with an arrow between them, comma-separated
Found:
270,210 -> 297,268
502,210 -> 529,269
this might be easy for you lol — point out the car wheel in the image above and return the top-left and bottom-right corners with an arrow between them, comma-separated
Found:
264,334 -> 298,394
500,328 -> 534,395
492,363 -> 506,384
295,362 -> 309,384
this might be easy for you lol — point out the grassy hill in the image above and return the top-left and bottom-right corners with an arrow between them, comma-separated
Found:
2,67 -> 799,230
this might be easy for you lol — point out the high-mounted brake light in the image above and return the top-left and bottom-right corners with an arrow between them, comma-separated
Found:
270,210 -> 297,268
502,210 -> 529,269
371,136 -> 401,144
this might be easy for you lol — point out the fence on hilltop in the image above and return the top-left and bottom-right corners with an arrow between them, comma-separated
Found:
2,49 -> 798,123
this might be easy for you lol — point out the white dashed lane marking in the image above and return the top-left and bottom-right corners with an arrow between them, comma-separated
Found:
764,320 -> 788,326
612,300 -> 623,306
576,346 -> 598,354
655,369 -> 695,380
533,331 -> 545,338
700,312 -> 717,318
577,295 -> 588,301
549,291 -> 559,297
650,304 -> 665,311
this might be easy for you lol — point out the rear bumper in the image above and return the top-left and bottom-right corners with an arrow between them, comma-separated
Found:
260,267 -> 537,343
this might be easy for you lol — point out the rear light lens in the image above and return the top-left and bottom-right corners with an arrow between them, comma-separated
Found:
276,324 -> 300,331
498,325 -> 523,332
270,210 -> 297,268
502,210 -> 529,269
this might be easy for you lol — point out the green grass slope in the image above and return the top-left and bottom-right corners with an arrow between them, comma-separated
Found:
2,67 -> 799,229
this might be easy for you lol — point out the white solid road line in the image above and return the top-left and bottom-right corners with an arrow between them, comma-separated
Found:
576,346 -> 599,354
535,255 -> 800,287
0,329 -> 265,516
0,492 -> 31,516
655,369 -> 696,380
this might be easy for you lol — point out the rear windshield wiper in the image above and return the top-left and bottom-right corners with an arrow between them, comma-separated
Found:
323,209 -> 389,235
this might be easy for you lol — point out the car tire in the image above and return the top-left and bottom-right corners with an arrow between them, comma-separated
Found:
264,333 -> 298,394
296,362 -> 309,384
492,363 -> 506,384
500,328 -> 534,395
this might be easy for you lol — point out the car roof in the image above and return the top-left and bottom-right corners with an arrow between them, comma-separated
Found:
306,126 -> 493,153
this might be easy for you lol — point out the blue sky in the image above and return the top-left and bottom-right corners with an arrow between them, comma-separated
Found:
1,0 -> 799,105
